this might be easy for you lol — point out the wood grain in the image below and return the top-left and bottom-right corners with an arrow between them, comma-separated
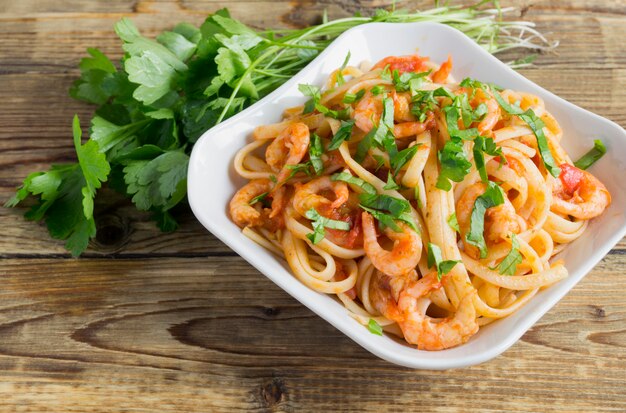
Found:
0,0 -> 625,411
0,256 -> 624,412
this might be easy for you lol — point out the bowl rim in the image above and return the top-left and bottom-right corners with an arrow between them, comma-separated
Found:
188,21 -> 626,369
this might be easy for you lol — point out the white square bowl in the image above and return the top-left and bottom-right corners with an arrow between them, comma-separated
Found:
188,22 -> 626,369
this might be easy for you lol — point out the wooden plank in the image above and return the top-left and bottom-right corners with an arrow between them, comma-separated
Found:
0,256 -> 624,411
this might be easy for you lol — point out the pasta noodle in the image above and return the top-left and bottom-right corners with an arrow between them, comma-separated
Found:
227,53 -> 611,350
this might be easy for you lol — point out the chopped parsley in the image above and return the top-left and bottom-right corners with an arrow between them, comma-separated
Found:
309,133 -> 324,175
392,69 -> 430,93
331,172 -> 376,194
359,193 -> 418,233
427,242 -> 460,280
448,212 -> 459,233
493,92 -> 561,177
436,137 -> 472,191
574,139 -> 606,170
342,88 -> 365,104
304,208 -> 350,244
328,120 -> 354,151
495,233 -> 523,275
473,135 -> 503,183
367,318 -> 383,336
465,181 -> 505,258
383,172 -> 401,190
390,144 -> 419,176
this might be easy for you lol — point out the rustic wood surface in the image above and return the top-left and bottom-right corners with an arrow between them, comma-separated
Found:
0,0 -> 625,411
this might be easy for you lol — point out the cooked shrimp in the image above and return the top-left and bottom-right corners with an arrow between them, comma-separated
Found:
265,122 -> 310,182
324,194 -> 364,249
551,163 -> 611,219
456,182 -> 526,258
372,54 -> 429,73
398,287 -> 478,350
393,112 -> 435,138
475,90 -> 500,135
292,176 -> 349,217
355,91 -> 435,137
362,211 -> 422,277
229,179 -> 272,228
370,271 -> 478,350
431,55 -> 452,84
392,92 -> 414,122
353,91 -> 382,133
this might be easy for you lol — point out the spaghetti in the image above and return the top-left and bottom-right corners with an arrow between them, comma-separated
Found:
228,53 -> 611,350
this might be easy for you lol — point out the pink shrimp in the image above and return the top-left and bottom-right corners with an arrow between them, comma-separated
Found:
362,212 -> 422,277
292,176 -> 349,217
370,271 -> 479,350
552,163 -> 611,219
265,122 -> 310,182
431,55 -> 453,84
456,182 -> 526,259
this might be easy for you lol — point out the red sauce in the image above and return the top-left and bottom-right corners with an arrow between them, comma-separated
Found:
559,163 -> 584,195
372,55 -> 429,74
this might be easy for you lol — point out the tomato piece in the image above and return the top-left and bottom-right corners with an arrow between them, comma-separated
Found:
559,163 -> 584,195
372,55 -> 429,73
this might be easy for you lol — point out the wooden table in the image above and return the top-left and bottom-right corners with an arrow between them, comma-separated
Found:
1,0 -> 624,411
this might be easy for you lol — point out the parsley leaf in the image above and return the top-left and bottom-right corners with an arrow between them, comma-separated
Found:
473,135 -> 503,183
298,83 -> 321,113
6,115 -> 110,256
367,318 -> 383,336
436,137 -> 472,191
410,90 -> 438,122
496,233 -> 523,275
427,243 -> 460,280
448,212 -> 459,233
465,181 -> 505,258
123,150 -> 188,211
359,193 -> 418,232
115,18 -> 188,105
493,92 -> 561,177
342,89 -> 365,104
304,208 -> 350,244
390,144 -> 419,176
574,139 -> 607,170
327,120 -> 355,150
383,172 -> 401,190
392,69 -> 430,92
309,134 -> 324,175
331,172 -> 376,194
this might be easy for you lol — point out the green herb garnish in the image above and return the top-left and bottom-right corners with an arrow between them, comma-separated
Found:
496,233 -> 523,275
574,139 -> 607,170
367,318 -> 383,336
465,181 -> 505,258
327,120 -> 355,150
359,193 -> 417,232
331,172 -> 376,194
304,208 -> 350,244
493,92 -> 560,177
448,212 -> 459,233
427,243 -> 460,280
309,134 -> 324,175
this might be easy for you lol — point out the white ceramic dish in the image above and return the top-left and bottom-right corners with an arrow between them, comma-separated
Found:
188,22 -> 626,369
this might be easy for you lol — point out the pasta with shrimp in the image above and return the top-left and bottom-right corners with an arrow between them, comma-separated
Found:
227,53 -> 611,350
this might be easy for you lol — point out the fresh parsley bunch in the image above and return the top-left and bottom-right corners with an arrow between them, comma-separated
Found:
6,4 -> 557,256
